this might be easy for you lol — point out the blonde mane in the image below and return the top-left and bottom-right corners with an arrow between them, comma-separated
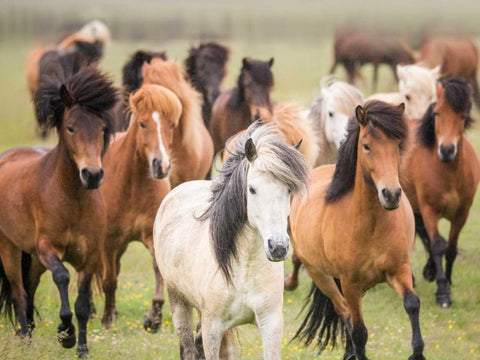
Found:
143,59 -> 205,148
129,84 -> 182,127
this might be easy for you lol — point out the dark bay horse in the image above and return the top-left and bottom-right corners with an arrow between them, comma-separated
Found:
290,101 -> 425,360
401,78 -> 480,307
419,35 -> 480,108
185,42 -> 229,127
100,84 -> 181,331
209,57 -> 275,154
330,30 -> 415,91
0,66 -> 117,357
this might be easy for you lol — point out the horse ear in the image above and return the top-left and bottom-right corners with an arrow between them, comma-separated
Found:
59,84 -> 73,107
294,139 -> 303,150
245,138 -> 257,162
355,105 -> 368,126
397,102 -> 405,114
432,65 -> 441,79
436,82 -> 444,98
396,64 -> 405,80
268,57 -> 274,68
242,57 -> 250,70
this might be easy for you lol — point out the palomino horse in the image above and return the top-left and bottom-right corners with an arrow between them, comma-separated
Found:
142,58 -> 214,187
419,35 -> 480,107
284,77 -> 364,291
100,84 -> 181,331
209,57 -> 275,154
401,78 -> 479,307
185,42 -> 230,127
290,101 -> 426,360
0,66 -> 117,357
330,30 -> 415,90
368,64 -> 440,120
154,123 -> 308,360
113,50 -> 168,131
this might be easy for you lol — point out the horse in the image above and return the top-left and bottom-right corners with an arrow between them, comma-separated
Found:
113,50 -> 168,132
209,57 -> 275,154
330,31 -> 415,91
290,100 -> 426,360
368,64 -> 440,120
419,35 -> 480,108
284,77 -> 364,291
185,42 -> 230,127
0,66 -> 117,358
153,122 -> 309,360
100,84 -> 181,331
401,78 -> 479,307
142,58 -> 214,187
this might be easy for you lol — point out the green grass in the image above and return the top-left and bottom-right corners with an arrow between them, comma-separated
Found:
1,20 -> 480,360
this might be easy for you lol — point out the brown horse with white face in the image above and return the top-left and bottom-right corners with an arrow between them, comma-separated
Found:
100,84 -> 181,331
209,57 -> 275,154
401,78 -> 480,307
290,101 -> 425,360
142,58 -> 214,187
0,66 -> 117,357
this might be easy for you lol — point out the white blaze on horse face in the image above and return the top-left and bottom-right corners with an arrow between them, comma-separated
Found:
324,97 -> 349,149
151,111 -> 170,173
246,168 -> 290,262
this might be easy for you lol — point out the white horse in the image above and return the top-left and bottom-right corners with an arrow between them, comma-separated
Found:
154,123 -> 309,360
308,76 -> 364,166
368,64 -> 440,120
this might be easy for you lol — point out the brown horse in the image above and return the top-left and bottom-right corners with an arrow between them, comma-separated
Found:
0,66 -> 117,357
290,101 -> 425,360
100,84 -> 181,331
209,57 -> 275,154
419,35 -> 480,108
330,30 -> 415,91
401,78 -> 480,307
185,42 -> 230,127
142,58 -> 214,187
112,50 -> 168,132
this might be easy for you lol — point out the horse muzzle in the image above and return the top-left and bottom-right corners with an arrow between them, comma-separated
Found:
80,168 -> 104,189
265,234 -> 290,262
151,158 -> 171,179
379,187 -> 402,210
438,143 -> 457,163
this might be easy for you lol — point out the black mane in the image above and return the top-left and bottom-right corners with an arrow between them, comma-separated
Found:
34,65 -> 118,145
185,42 -> 229,89
122,50 -> 167,93
325,100 -> 408,203
417,77 -> 473,148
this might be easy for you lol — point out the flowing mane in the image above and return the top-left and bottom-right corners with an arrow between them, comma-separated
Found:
325,100 -> 408,203
417,77 -> 473,148
122,50 -> 168,93
200,123 -> 308,282
185,42 -> 229,90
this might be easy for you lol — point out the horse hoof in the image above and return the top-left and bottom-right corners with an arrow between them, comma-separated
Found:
101,310 -> 117,329
408,354 -> 426,360
57,323 -> 76,349
143,314 -> 161,334
284,276 -> 299,291
422,263 -> 436,282
436,294 -> 452,308
76,344 -> 89,358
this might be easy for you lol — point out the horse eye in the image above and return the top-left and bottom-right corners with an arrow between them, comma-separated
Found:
405,94 -> 411,101
249,186 -> 256,195
140,122 -> 146,129
67,126 -> 75,134
362,143 -> 370,152
328,112 -> 334,117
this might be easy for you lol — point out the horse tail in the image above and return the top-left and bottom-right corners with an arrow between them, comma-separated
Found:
0,252 -> 32,325
292,280 -> 345,351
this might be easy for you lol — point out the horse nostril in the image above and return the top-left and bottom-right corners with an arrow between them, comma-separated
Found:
267,239 -> 274,252
81,168 -> 88,179
381,188 -> 388,199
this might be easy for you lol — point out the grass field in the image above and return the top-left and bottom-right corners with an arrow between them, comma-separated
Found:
1,3 -> 480,359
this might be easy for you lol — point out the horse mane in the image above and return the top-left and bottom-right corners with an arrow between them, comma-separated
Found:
34,65 -> 118,146
122,50 -> 168,93
144,58 -> 204,147
417,77 -> 473,148
185,42 -> 229,86
200,122 -> 309,283
129,84 -> 182,127
263,102 -> 319,166
325,100 -> 408,203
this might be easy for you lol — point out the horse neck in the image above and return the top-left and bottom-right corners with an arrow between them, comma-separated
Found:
117,123 -> 151,182
234,225 -> 266,266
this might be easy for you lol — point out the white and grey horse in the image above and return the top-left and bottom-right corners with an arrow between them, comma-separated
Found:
153,123 -> 309,360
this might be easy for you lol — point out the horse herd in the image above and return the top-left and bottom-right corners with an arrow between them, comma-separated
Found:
0,20 -> 479,360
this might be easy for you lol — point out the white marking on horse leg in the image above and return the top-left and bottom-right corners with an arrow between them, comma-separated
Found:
168,288 -> 196,360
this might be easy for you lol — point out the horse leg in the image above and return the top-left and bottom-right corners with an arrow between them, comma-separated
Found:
168,287 -> 197,360
445,210 -> 468,284
26,255 -> 46,332
414,213 -> 435,282
101,239 -> 118,329
75,271 -> 94,358
388,264 -> 426,360
284,251 -> 302,291
344,61 -> 356,84
256,307 -> 283,360
201,316 -> 225,360
142,234 -> 164,333
219,330 -> 235,360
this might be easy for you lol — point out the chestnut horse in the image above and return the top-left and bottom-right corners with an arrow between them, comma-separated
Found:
0,66 -> 117,357
419,36 -> 480,108
401,78 -> 479,307
185,42 -> 230,127
142,58 -> 214,187
113,50 -> 168,132
100,84 -> 181,331
209,57 -> 275,154
290,101 -> 426,360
